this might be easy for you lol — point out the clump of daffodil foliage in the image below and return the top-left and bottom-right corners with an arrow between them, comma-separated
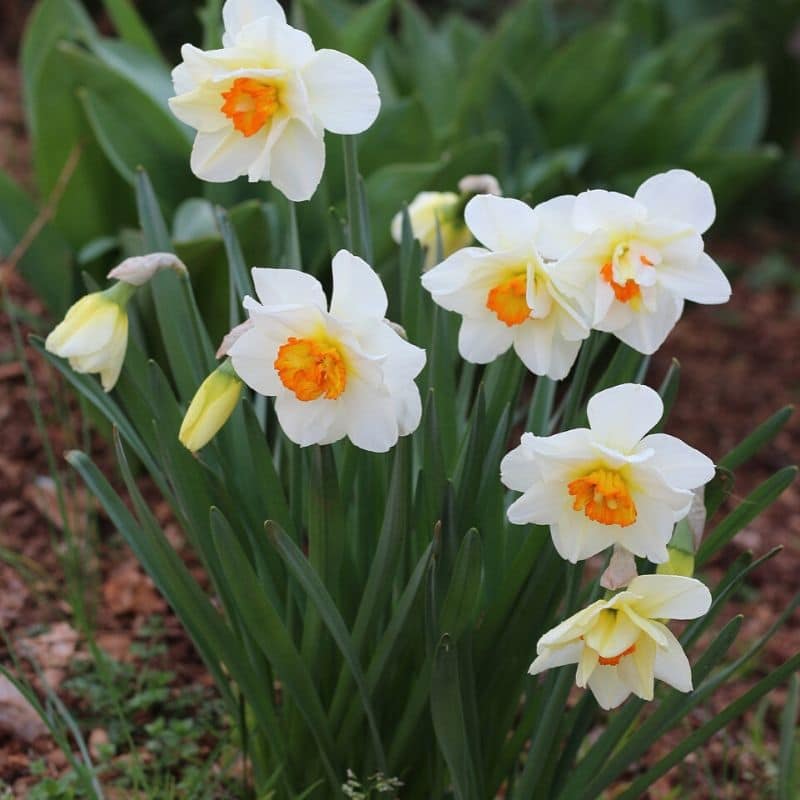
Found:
10,0 -> 797,797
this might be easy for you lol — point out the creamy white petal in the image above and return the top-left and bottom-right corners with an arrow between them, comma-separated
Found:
500,434 -> 540,492
538,601 -> 606,649
506,481 -> 565,526
529,195 -> 585,260
576,646 -> 600,687
528,641 -> 583,675
251,267 -> 327,309
628,575 -> 712,620
657,252 -> 732,305
190,128 -> 269,182
573,190 -> 646,234
329,249 -> 388,322
584,608 -> 640,658
618,635 -> 656,701
341,378 -> 399,453
634,169 -> 716,234
603,291 -> 684,355
457,314 -> 515,364
267,118 -> 325,201
274,391 -> 339,446
302,49 -> 380,134
49,304 -> 119,357
231,17 -> 315,69
222,0 -> 286,44
464,194 -> 538,253
168,85 -> 231,132
638,433 -> 715,490
587,383 -> 663,452
652,624 -> 694,692
587,665 -> 632,709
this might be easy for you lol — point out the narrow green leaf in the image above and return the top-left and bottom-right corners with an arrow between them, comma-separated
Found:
440,530 -> 483,642
778,674 -> 799,800
267,521 -> 387,773
100,0 -> 162,57
718,405 -> 794,472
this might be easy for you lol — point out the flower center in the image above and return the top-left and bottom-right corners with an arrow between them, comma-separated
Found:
601,245 -> 656,304
598,643 -> 637,666
221,78 -> 280,137
486,275 -> 531,326
274,337 -> 347,401
567,468 -> 637,527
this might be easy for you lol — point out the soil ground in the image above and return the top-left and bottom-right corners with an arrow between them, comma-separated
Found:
1,13 -> 798,799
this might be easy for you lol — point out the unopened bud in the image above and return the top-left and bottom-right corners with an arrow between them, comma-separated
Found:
179,360 -> 243,452
107,252 -> 188,286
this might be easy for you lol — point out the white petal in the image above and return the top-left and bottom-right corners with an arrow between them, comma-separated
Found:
587,383 -> 663,452
222,0 -> 286,43
605,291 -> 684,355
228,17 -> 315,71
538,601 -> 607,649
421,248 -> 500,315
512,315 -> 555,377
274,392 -> 340,446
614,496 -> 677,564
366,323 -> 426,387
638,433 -> 715,490
617,635 -> 655,701
329,250 -> 388,322
464,194 -> 538,253
587,665 -> 632,709
268,119 -> 325,201
528,641 -> 584,676
302,49 -> 380,134
634,169 -> 716,234
457,314 -> 514,364
551,507 -> 619,563
573,190 -> 646,234
190,128 -> 268,182
169,85 -> 230,133
506,481 -> 565,526
228,325 -> 283,396
251,267 -> 327,309
500,433 -> 540,492
627,575 -> 712,620
392,381 -> 422,437
342,378 -> 399,452
652,624 -> 694,692
529,195 -> 586,260
657,252 -> 732,305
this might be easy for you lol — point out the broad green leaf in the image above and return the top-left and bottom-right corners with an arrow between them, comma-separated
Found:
99,0 -> 162,58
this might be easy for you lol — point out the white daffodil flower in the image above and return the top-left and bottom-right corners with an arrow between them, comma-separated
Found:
500,383 -> 715,563
228,250 -> 426,452
45,283 -> 134,392
390,192 -> 473,270
544,169 -> 731,354
169,0 -> 380,201
420,195 -> 591,380
529,574 -> 712,709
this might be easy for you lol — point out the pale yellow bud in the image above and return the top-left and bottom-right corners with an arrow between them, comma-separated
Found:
44,283 -> 133,392
179,362 -> 243,452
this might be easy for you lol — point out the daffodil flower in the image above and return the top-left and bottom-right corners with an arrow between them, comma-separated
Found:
500,383 -> 715,563
390,191 -> 473,270
544,169 -> 731,354
169,0 -> 380,201
179,360 -> 244,452
529,574 -> 711,709
228,250 -> 426,452
421,194 -> 591,380
45,283 -> 134,392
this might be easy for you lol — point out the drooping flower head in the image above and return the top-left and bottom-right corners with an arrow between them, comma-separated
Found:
529,574 -> 711,709
421,194 -> 591,380
500,383 -> 715,563
228,250 -> 426,452
169,0 -> 380,201
544,169 -> 731,354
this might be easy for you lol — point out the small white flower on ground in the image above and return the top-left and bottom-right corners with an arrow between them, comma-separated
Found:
500,383 -> 715,563
529,574 -> 711,709
420,194 -> 591,380
228,250 -> 426,452
390,191 -> 473,270
169,0 -> 380,201
543,169 -> 731,354
44,283 -> 134,392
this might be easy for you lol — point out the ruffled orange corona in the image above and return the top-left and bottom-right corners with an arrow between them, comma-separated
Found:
274,337 -> 347,401
221,78 -> 280,137
486,274 -> 531,326
567,468 -> 637,527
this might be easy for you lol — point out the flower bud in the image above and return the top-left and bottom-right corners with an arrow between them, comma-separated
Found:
179,360 -> 243,452
390,191 -> 472,270
45,282 -> 134,392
